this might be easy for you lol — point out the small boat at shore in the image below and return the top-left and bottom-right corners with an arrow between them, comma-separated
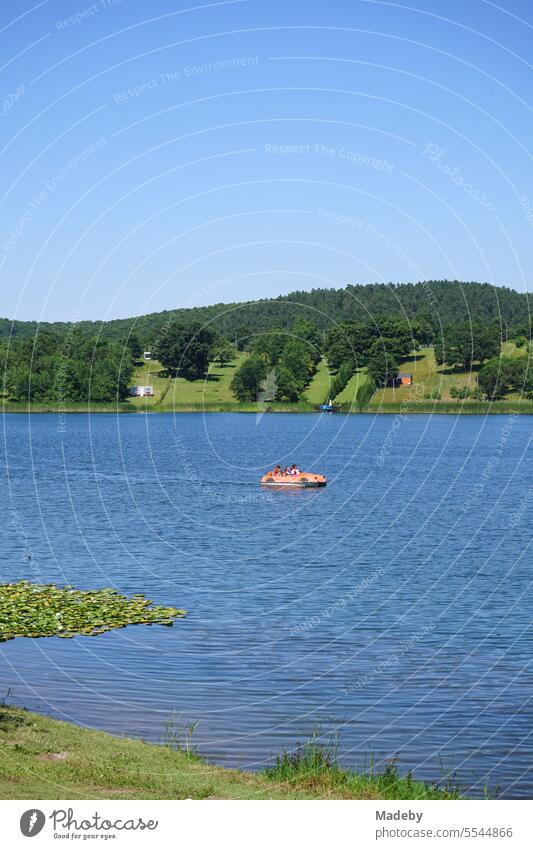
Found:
260,470 -> 327,488
316,399 -> 340,413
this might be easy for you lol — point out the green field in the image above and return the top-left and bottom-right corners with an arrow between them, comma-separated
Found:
364,344 -> 531,408
307,346 -> 523,409
127,353 -> 318,412
0,705 -> 459,800
334,369 -> 367,405
128,353 -> 248,409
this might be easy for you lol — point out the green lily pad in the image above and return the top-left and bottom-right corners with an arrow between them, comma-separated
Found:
0,582 -> 186,642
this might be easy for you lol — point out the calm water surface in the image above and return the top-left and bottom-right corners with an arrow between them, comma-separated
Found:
1,412 -> 532,797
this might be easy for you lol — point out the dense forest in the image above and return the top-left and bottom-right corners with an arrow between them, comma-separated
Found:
0,331 -> 134,403
1,281 -> 531,348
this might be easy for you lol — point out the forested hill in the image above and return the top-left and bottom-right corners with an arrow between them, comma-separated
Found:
1,280 -> 529,346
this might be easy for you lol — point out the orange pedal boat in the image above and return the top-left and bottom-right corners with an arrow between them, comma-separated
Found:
260,470 -> 327,488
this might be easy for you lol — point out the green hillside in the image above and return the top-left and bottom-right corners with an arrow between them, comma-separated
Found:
334,369 -> 367,405
129,353 -> 248,409
0,705 -> 459,800
304,358 -> 334,404
321,342 -> 533,413
2,280 -> 531,414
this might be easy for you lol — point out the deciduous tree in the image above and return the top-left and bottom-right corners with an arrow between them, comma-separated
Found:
155,322 -> 214,379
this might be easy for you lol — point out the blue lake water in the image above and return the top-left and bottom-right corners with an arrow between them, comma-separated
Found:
0,411 -> 532,797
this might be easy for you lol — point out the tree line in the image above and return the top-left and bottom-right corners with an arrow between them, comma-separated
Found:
1,281 -> 530,348
0,332 -> 135,403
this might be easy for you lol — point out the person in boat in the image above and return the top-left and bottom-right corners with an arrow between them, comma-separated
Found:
291,463 -> 300,476
273,464 -> 282,477
284,466 -> 292,476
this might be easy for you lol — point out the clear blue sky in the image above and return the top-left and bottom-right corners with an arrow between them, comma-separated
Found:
1,0 -> 532,322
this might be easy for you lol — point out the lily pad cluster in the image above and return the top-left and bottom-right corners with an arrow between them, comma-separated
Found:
0,581 -> 186,641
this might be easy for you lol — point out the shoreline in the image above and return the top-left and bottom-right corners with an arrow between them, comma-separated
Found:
2,402 -> 533,415
0,705 -> 461,800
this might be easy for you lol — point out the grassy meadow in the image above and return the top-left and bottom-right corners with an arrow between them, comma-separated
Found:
127,353 -> 248,410
304,357 -> 334,404
366,343 -> 532,411
0,705 -> 460,800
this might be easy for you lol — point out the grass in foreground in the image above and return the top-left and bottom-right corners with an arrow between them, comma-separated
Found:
305,358 -> 334,405
0,707 -> 460,800
264,734 -> 460,801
